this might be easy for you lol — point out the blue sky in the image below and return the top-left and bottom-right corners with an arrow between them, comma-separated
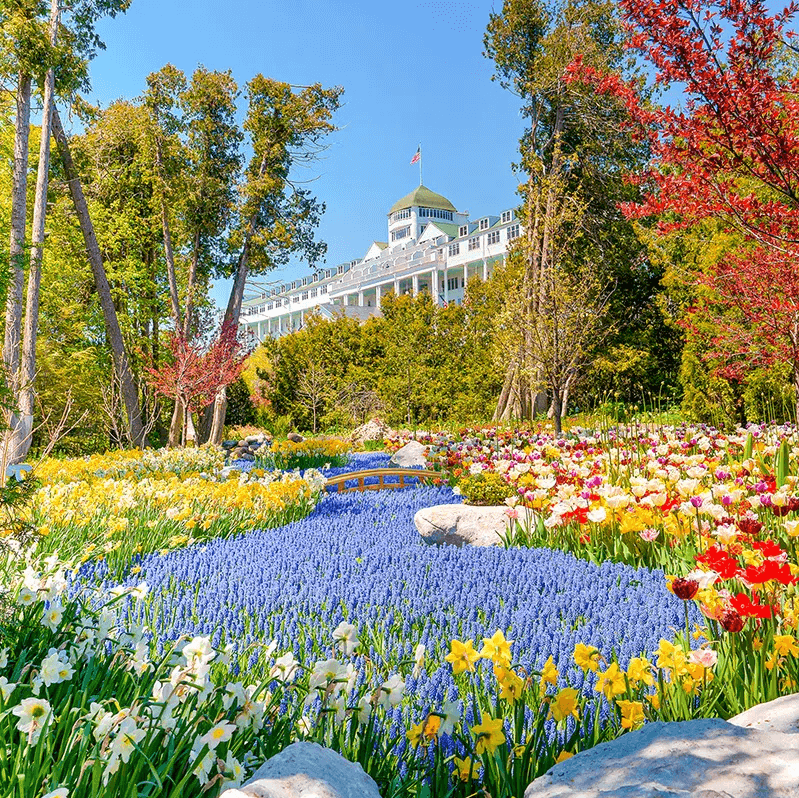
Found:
85,0 -> 524,308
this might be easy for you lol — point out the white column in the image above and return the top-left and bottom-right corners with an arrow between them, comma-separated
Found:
358,291 -> 364,307
444,268 -> 449,304
394,278 -> 400,296
463,263 -> 468,290
412,274 -> 419,297
375,284 -> 382,307
483,259 -> 488,281
431,269 -> 439,305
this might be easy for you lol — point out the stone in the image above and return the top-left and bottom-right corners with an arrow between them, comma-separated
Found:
729,693 -> 799,735
414,503 -> 519,547
287,432 -> 304,443
219,741 -> 381,798
389,440 -> 428,468
222,440 -> 237,449
350,417 -> 392,446
237,440 -> 248,447
246,435 -> 261,444
524,718 -> 799,798
239,453 -> 256,462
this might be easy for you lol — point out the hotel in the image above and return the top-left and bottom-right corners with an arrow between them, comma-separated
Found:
239,184 -> 520,341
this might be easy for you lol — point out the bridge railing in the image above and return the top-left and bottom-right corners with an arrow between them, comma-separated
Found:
324,468 -> 442,494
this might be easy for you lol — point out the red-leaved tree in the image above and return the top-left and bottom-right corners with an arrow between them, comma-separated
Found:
568,0 -> 799,418
146,321 -> 250,446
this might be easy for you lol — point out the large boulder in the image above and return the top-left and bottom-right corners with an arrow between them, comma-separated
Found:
287,432 -> 304,443
350,417 -> 392,447
220,741 -> 380,798
414,503 -> 519,547
524,718 -> 799,798
729,693 -> 799,735
389,440 -> 427,468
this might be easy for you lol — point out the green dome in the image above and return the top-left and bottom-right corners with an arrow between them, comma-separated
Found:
388,184 -> 457,215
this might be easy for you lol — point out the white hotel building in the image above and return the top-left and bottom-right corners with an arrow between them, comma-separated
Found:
239,184 -> 520,341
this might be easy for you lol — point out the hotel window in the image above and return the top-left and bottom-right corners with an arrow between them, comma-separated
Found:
447,276 -> 463,291
487,230 -> 500,245
301,291 -> 309,300
310,288 -> 318,298
418,207 -> 453,221
501,210 -> 513,223
292,295 -> 300,303
479,218 -> 490,231
320,285 -> 327,294
267,303 -> 273,311
468,236 -> 480,251
391,226 -> 411,241
507,224 -> 520,240
391,208 -> 411,222
448,243 -> 460,256
459,225 -> 468,237
283,299 -> 290,307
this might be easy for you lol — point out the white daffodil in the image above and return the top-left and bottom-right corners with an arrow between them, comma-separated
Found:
0,676 -> 16,703
198,721 -> 236,751
332,621 -> 359,656
378,674 -> 405,710
12,696 -> 52,744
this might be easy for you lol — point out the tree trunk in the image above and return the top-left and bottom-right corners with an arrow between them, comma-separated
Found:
52,106 -> 146,448
205,245 -> 250,445
6,0 -> 60,465
183,232 -> 200,338
168,401 -> 183,447
4,71 -> 32,390
185,405 -> 197,446
154,135 -> 181,329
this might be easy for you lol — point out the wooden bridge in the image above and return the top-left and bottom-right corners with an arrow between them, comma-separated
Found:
324,468 -> 442,493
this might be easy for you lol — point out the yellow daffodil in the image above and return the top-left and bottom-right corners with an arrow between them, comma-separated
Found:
540,656 -> 559,686
406,721 -> 425,748
626,657 -> 654,687
555,750 -> 574,763
549,688 -> 580,722
471,715 -> 505,755
616,700 -> 645,730
594,663 -> 626,700
445,639 -> 480,674
773,634 -> 799,658
453,756 -> 481,782
573,643 -> 600,672
479,630 -> 513,667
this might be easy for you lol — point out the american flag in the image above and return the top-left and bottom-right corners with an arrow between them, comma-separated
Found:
410,147 -> 420,165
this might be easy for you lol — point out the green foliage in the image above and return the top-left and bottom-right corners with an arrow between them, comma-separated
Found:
225,377 -> 256,428
458,471 -> 515,506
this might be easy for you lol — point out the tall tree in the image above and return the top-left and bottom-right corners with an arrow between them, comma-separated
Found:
570,0 -> 799,419
51,106 -> 146,446
484,0 -> 647,430
207,77 -> 342,443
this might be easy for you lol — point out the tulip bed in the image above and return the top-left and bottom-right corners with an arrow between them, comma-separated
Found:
2,424 -> 799,798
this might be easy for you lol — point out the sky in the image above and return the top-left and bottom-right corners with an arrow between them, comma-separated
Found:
83,0 -> 525,308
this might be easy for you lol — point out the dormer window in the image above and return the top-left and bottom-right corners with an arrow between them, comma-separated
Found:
501,210 -> 513,223
479,218 -> 490,231
459,225 -> 468,237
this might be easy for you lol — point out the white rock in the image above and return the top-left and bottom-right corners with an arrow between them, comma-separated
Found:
414,503 -> 517,546
729,693 -> 799,735
389,440 -> 427,468
220,741 -> 380,798
524,719 -> 799,798
350,417 -> 392,446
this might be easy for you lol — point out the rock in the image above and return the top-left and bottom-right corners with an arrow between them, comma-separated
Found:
524,718 -> 799,798
245,435 -> 261,444
351,417 -> 392,446
231,448 -> 246,458
239,453 -> 256,462
237,440 -> 248,447
414,503 -> 521,547
222,440 -> 237,449
729,694 -> 799,735
287,432 -> 304,443
389,440 -> 428,468
220,741 -> 381,798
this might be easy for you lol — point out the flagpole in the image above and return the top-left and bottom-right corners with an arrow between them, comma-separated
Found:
419,143 -> 422,186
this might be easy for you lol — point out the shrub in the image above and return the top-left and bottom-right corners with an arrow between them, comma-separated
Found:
457,471 -> 516,505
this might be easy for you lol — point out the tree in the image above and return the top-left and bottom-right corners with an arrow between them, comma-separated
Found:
484,0 -> 648,429
145,322 -> 248,445
570,0 -> 799,419
208,77 -> 342,442
296,361 -> 332,434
